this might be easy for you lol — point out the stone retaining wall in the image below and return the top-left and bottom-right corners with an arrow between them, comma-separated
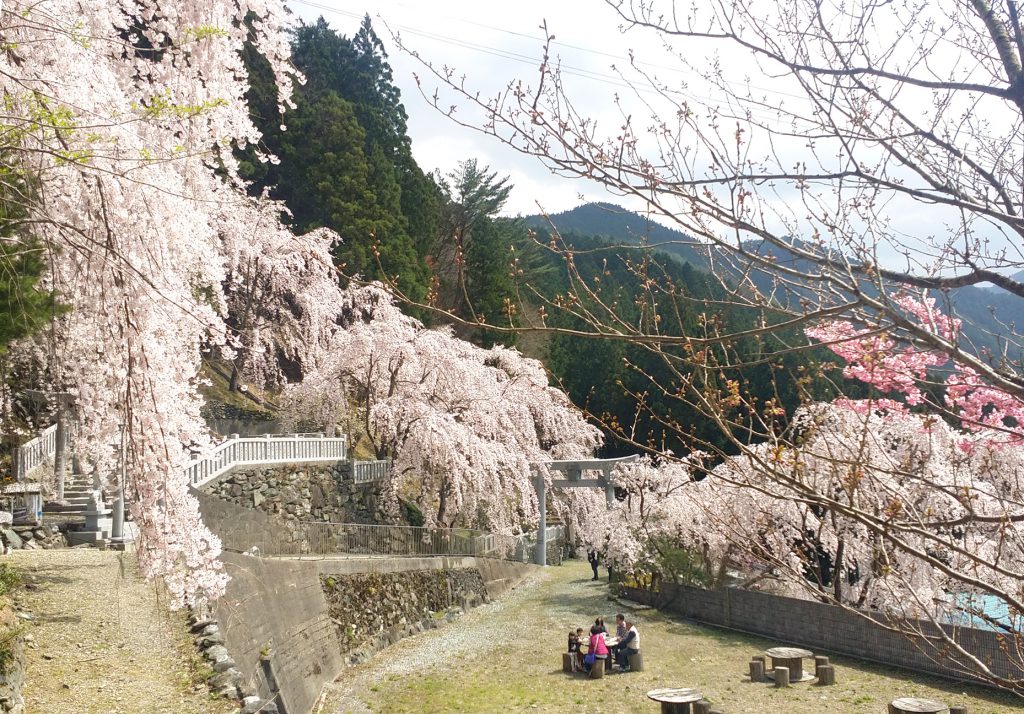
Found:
620,583 -> 1022,686
0,526 -> 66,552
320,568 -> 488,662
201,462 -> 382,526
0,604 -> 24,714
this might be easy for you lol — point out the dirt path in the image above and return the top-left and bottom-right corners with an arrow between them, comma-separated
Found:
318,560 -> 1021,714
7,549 -> 234,714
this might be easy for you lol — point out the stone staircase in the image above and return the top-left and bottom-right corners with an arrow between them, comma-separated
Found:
42,479 -> 94,517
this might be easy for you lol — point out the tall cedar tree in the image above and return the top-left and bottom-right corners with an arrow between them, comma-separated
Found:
240,16 -> 437,301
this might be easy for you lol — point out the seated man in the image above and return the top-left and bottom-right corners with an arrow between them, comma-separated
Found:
615,619 -> 640,670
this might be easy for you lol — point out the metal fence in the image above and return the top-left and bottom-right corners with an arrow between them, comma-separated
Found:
13,424 -> 61,481
187,433 -> 348,488
218,520 -> 563,563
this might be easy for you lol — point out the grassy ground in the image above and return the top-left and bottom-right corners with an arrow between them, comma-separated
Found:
334,560 -> 1021,714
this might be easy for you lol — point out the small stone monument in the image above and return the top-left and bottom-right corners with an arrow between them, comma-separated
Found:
67,489 -> 112,546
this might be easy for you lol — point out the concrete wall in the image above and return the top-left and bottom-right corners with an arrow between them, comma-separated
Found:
215,553 -> 341,714
620,583 -> 1022,685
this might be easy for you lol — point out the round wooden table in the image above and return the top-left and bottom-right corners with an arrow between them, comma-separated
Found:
764,646 -> 814,682
646,687 -> 703,714
888,697 -> 948,713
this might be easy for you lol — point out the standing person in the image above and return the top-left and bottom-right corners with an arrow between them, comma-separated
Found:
588,549 -> 600,580
615,620 -> 640,671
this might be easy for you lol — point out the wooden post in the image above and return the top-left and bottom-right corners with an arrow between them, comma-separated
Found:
814,655 -> 830,674
589,659 -> 605,679
773,665 -> 790,688
562,653 -> 573,672
816,664 -> 835,685
749,659 -> 765,682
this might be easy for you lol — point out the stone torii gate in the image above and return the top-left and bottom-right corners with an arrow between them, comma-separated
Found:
530,454 -> 639,566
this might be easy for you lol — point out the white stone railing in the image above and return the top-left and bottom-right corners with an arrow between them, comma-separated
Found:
14,424 -> 60,481
352,459 -> 390,484
188,433 -> 348,489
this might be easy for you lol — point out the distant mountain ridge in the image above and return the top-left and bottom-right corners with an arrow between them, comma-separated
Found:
524,202 -> 708,268
525,202 -> 1023,361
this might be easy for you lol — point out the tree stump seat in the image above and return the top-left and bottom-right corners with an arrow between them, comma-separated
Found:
646,688 -> 704,714
888,697 -> 948,714
627,651 -> 643,671
764,646 -> 815,682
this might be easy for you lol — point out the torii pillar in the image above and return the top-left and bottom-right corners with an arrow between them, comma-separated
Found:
530,455 -> 639,566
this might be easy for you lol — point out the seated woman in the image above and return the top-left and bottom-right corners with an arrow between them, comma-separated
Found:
584,625 -> 609,672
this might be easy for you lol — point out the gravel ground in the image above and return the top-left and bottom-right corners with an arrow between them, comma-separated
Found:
8,548 -> 235,714
317,560 -> 1022,714
315,566 -> 552,713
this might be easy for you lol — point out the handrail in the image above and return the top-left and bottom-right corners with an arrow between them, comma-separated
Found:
188,433 -> 348,489
352,459 -> 390,484
14,424 -> 60,481
219,520 -> 562,562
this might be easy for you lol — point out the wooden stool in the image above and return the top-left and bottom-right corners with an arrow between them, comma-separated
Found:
815,664 -> 836,685
814,655 -> 830,674
773,665 -> 790,688
888,697 -> 947,714
562,652 -> 573,673
590,659 -> 605,679
749,658 -> 765,682
949,707 -> 968,714
627,651 -> 644,672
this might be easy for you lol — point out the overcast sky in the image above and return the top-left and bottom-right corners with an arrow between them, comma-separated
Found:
287,0 -> 681,217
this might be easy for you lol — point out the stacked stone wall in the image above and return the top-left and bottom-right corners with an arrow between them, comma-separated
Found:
320,568 -> 488,662
202,462 -> 382,526
0,603 -> 24,713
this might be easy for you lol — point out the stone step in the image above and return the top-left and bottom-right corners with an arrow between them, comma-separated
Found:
43,503 -> 88,514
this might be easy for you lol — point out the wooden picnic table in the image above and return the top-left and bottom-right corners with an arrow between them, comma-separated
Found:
764,646 -> 814,681
888,697 -> 948,713
646,687 -> 703,714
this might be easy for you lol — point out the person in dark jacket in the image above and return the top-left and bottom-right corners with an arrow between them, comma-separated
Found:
588,549 -> 599,580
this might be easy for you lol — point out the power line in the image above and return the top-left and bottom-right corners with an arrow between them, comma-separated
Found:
288,0 -> 809,102
287,0 -> 803,126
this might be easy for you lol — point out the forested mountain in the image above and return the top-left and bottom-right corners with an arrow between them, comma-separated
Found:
530,203 -> 1024,365
524,202 -> 708,268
